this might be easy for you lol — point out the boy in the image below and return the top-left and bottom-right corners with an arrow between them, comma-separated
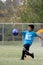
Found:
21,25 -> 43,60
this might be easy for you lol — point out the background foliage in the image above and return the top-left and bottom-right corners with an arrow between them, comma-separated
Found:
0,0 -> 43,23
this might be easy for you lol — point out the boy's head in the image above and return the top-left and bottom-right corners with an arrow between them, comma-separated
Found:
28,25 -> 34,31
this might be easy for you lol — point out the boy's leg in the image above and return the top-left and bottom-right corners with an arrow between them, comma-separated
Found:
24,45 -> 34,59
21,44 -> 29,60
21,44 -> 34,60
21,48 -> 26,60
25,49 -> 34,58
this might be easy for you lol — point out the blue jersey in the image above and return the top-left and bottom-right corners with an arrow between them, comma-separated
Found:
22,30 -> 38,45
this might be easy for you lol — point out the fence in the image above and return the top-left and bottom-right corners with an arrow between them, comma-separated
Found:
0,23 -> 43,45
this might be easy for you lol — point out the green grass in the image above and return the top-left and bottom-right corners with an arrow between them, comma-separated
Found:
0,41 -> 43,65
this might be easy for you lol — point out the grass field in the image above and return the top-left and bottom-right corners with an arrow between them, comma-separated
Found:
0,41 -> 43,65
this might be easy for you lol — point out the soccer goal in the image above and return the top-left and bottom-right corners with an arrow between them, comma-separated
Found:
0,23 -> 43,46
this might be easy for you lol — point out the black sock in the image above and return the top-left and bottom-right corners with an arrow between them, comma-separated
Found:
21,50 -> 25,60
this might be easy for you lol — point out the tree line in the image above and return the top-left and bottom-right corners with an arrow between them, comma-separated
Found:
0,0 -> 43,23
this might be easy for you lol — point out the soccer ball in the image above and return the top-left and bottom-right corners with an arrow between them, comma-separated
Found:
12,29 -> 19,36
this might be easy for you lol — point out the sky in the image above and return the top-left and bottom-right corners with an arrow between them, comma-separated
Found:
1,0 -> 6,3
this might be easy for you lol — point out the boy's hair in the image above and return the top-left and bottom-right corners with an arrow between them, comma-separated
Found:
28,24 -> 34,30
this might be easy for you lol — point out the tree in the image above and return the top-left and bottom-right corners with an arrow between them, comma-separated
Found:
20,0 -> 43,23
0,0 -> 43,23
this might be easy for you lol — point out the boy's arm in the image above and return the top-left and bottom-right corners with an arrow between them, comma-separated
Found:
34,32 -> 43,40
37,36 -> 43,40
18,28 -> 26,35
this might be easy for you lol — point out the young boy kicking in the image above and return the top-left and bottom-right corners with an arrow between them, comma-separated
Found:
21,25 -> 43,60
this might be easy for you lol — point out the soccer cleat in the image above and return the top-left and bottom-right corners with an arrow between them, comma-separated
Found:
21,58 -> 24,60
31,53 -> 34,59
21,57 -> 24,60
